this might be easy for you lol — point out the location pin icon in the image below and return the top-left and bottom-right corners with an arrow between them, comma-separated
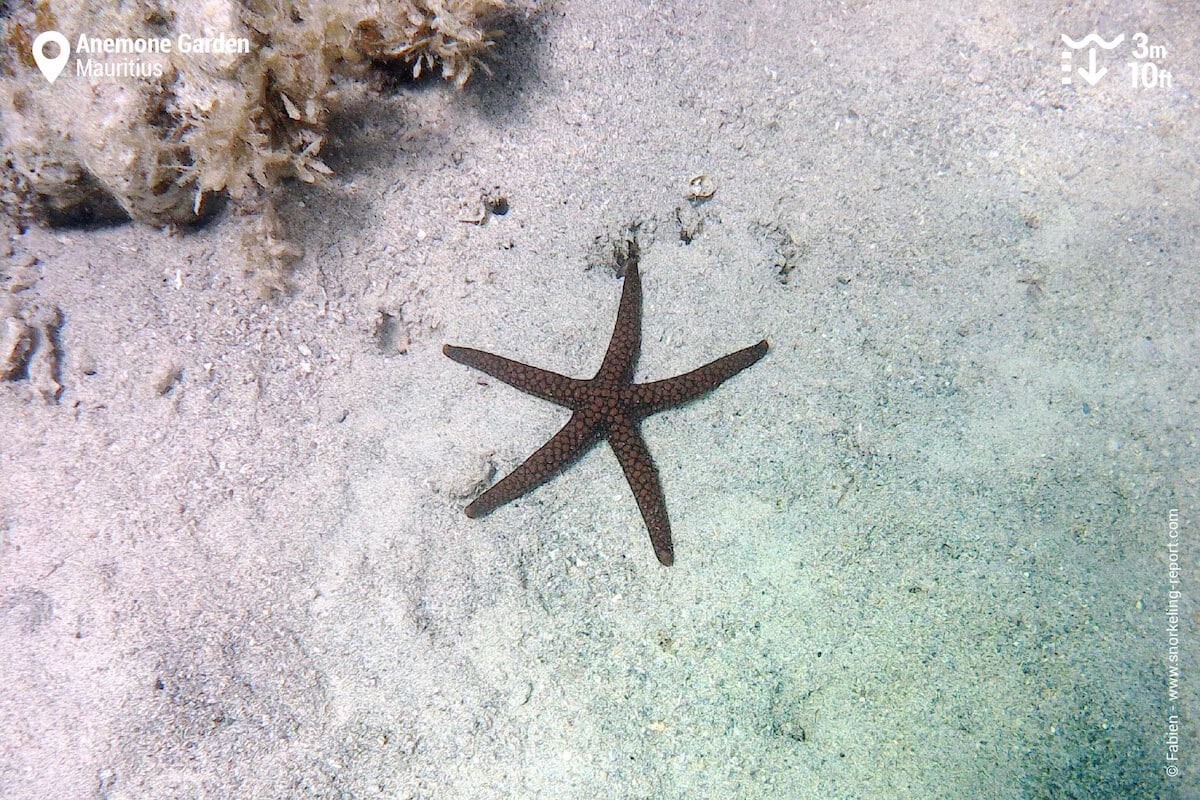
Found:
32,31 -> 70,84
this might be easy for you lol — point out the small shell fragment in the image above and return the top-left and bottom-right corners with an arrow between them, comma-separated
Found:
686,173 -> 716,199
0,316 -> 34,381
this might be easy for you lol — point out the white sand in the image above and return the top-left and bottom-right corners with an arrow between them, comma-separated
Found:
2,2 -> 1198,798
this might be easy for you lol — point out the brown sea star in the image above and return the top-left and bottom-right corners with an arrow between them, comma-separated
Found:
444,239 -> 768,565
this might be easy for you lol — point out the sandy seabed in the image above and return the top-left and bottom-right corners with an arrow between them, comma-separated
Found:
2,1 -> 1198,798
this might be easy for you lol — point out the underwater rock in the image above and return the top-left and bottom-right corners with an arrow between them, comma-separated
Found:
2,0 -> 516,232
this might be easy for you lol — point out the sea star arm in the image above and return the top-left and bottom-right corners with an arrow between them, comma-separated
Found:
595,241 -> 642,385
607,416 -> 674,566
464,412 -> 601,518
632,339 -> 769,416
443,344 -> 583,407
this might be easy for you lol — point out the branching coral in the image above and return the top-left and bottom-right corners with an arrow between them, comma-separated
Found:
357,0 -> 507,86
